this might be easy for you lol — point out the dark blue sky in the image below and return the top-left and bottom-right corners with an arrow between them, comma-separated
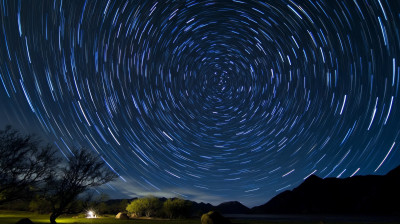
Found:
1,0 -> 400,207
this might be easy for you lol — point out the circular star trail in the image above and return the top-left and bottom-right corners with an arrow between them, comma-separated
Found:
1,0 -> 400,206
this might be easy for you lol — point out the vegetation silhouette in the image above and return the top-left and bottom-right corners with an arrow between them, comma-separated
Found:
163,198 -> 192,219
0,126 -> 118,224
126,196 -> 163,218
0,126 -> 58,205
45,148 -> 118,224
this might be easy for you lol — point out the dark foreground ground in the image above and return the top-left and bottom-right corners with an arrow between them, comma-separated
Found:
225,214 -> 400,223
1,210 -> 399,224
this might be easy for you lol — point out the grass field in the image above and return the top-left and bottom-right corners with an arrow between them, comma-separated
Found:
1,210 -> 399,224
0,210 -> 318,224
0,210 -> 200,224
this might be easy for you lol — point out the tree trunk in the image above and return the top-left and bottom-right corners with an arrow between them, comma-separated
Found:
50,212 -> 59,224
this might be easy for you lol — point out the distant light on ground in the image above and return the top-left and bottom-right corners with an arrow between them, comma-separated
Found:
87,211 -> 96,219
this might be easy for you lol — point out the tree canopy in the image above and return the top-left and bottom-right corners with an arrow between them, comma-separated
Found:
126,196 -> 162,217
0,126 -> 58,204
163,198 -> 192,219
46,148 -> 118,224
0,126 -> 118,224
126,196 -> 192,218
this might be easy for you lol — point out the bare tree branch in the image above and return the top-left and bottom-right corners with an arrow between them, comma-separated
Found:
0,126 -> 59,204
46,148 -> 118,224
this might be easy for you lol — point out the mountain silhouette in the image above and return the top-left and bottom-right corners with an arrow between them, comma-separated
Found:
252,165 -> 400,215
191,201 -> 250,215
215,201 -> 251,214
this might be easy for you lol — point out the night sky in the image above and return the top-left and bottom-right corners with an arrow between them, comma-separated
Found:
1,0 -> 400,207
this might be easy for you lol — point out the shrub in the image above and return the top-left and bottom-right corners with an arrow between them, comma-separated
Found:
126,196 -> 162,217
163,198 -> 192,219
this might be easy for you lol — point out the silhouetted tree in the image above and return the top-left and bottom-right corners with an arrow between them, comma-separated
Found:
46,148 -> 117,224
0,126 -> 58,205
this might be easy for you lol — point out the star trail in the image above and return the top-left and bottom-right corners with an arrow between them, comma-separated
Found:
1,0 -> 400,207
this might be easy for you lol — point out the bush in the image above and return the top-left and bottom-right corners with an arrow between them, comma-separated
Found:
163,198 -> 192,219
201,211 -> 231,224
126,198 -> 145,217
126,196 -> 162,217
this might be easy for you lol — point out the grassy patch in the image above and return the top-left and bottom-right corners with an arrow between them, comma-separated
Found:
1,210 -> 398,224
0,211 -> 201,224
